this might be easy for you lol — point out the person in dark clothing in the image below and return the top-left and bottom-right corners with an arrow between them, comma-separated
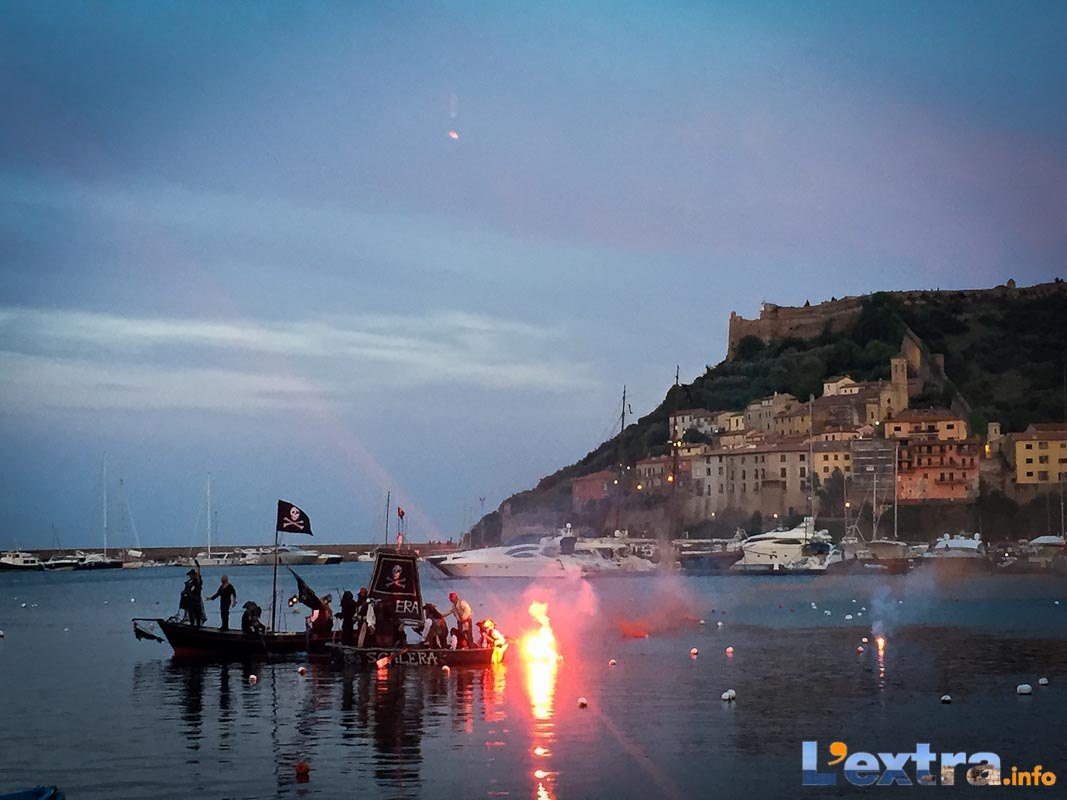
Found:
180,567 -> 206,627
354,587 -> 376,647
208,575 -> 238,630
422,603 -> 449,649
339,590 -> 357,644
241,601 -> 266,635
308,594 -> 334,636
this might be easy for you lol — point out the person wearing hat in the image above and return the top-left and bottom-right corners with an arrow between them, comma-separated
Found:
180,565 -> 205,627
308,593 -> 334,636
354,587 -> 376,647
421,603 -> 449,649
447,591 -> 474,649
481,618 -> 508,664
208,575 -> 238,630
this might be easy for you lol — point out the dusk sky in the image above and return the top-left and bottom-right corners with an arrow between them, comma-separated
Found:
2,2 -> 1065,548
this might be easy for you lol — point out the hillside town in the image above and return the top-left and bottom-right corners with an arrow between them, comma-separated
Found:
571,341 -> 1066,534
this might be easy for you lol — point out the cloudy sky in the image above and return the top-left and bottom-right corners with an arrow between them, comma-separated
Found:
2,1 -> 1065,548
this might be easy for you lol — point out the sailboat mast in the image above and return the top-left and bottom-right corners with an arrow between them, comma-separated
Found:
102,457 -> 108,557
614,386 -> 626,533
207,475 -> 212,558
384,491 -> 391,545
893,440 -> 899,540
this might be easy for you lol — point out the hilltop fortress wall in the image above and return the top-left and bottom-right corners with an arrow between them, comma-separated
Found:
726,279 -> 1064,359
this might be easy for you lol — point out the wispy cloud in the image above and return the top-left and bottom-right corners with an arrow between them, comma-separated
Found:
0,307 -> 593,411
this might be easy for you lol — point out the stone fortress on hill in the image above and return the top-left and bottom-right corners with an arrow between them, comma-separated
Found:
726,278 -> 1058,359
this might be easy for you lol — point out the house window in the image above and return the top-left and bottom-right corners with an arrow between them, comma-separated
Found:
1039,442 -> 1049,450
823,467 -> 830,474
800,454 -> 806,462
800,467 -> 807,477
1026,471 -> 1034,478
946,423 -> 955,430
1038,471 -> 1049,481
1039,456 -> 1049,464
780,467 -> 787,478
1026,458 -> 1034,464
780,455 -> 786,463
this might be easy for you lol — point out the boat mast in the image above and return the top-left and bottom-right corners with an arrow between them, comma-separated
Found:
207,475 -> 212,559
270,520 -> 279,632
102,457 -> 108,557
893,440 -> 899,541
384,491 -> 391,545
614,386 -> 626,533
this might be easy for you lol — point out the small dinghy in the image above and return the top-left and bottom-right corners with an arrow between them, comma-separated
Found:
0,787 -> 65,800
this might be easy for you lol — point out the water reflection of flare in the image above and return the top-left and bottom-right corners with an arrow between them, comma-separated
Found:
521,602 -> 559,721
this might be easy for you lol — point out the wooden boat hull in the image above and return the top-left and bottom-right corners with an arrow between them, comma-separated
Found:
151,618 -> 331,659
326,642 -> 499,669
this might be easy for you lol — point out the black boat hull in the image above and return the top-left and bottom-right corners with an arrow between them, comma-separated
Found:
326,642 -> 499,669
150,618 -> 331,659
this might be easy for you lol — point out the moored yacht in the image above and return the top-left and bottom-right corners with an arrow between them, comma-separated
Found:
75,550 -> 123,570
0,551 -> 44,571
43,553 -> 81,571
427,536 -> 586,578
921,533 -> 993,574
732,517 -> 832,573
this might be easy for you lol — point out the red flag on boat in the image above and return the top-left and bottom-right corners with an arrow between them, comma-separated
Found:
397,507 -> 405,519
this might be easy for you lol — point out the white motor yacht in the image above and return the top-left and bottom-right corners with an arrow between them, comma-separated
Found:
0,551 -> 44,571
921,533 -> 993,574
43,553 -> 81,571
74,551 -> 123,570
427,536 -> 586,578
732,517 -> 832,573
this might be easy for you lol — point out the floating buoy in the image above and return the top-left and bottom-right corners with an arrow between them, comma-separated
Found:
898,600 -> 904,605
721,689 -> 736,701
856,646 -> 865,654
1039,677 -> 1049,686
577,697 -> 588,709
861,637 -> 869,644
295,761 -> 310,782
852,599 -> 857,604
845,614 -> 854,620
442,665 -> 451,674
857,612 -> 863,617
297,666 -> 307,676
20,603 -> 26,609
699,619 -> 706,625
0,629 -> 4,638
63,627 -> 69,632
608,659 -> 617,667
130,598 -> 135,603
941,695 -> 952,704
824,610 -> 831,616
249,674 -> 258,685
1017,684 -> 1032,695
716,621 -> 724,628
690,647 -> 699,657
860,607 -> 866,612
1056,601 -> 1061,606
724,646 -> 734,657
31,603 -> 37,608
103,601 -> 109,605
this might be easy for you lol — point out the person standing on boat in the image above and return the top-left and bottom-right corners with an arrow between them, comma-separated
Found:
480,618 -> 508,664
308,593 -> 334,635
447,591 -> 474,648
181,567 -> 206,627
208,575 -> 238,630
421,603 -> 449,649
347,587 -> 375,646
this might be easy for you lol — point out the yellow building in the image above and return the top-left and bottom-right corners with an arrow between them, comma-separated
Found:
1011,424 -> 1067,485
885,408 -> 968,442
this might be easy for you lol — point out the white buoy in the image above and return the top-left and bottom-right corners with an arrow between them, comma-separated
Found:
898,600 -> 904,605
1039,677 -> 1049,686
856,646 -> 865,654
852,599 -> 857,604
845,614 -> 854,620
608,659 -> 617,667
442,665 -> 450,674
0,629 -> 4,638
861,637 -> 869,644
721,689 -> 736,701
1017,684 -> 1032,695
941,695 -> 952,704
690,647 -> 699,657
297,666 -> 307,676
103,601 -> 109,605
699,619 -> 706,625
824,610 -> 831,616
130,598 -> 135,603
31,603 -> 37,608
577,697 -> 588,709
1056,601 -> 1061,606
249,674 -> 258,685
63,627 -> 69,632
716,621 -> 724,628
860,607 -> 866,612
20,603 -> 26,609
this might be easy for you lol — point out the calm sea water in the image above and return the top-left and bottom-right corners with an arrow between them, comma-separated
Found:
2,564 -> 1066,799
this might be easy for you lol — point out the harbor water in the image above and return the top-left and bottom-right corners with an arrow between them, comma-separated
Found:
2,565 -> 1066,798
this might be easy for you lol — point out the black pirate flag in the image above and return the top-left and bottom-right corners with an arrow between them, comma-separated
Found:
276,500 -> 313,535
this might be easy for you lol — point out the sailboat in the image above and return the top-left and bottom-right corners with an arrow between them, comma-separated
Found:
180,476 -> 238,567
76,460 -> 122,570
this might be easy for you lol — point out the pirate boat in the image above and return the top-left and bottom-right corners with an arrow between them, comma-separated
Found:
132,499 -> 334,659
326,547 -> 502,669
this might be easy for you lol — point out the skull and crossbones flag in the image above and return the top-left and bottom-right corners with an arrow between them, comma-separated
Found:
277,500 -> 314,535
